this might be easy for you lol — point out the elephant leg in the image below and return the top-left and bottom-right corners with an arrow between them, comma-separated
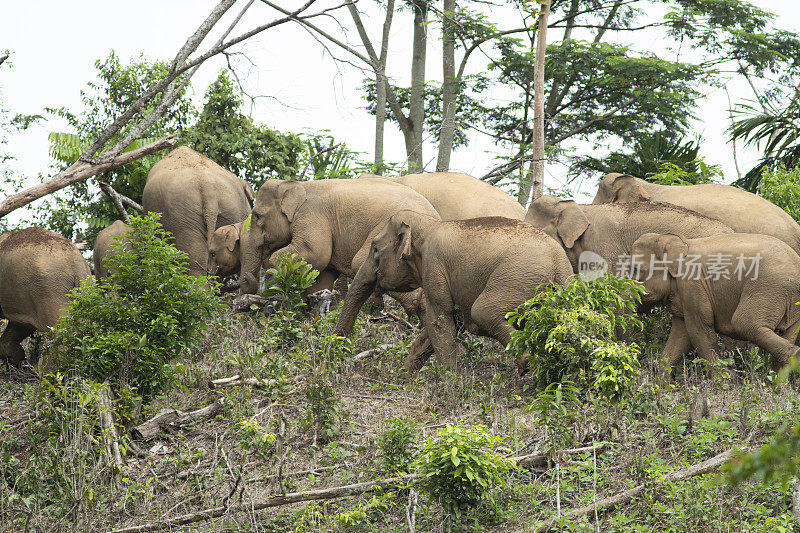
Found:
419,290 -> 458,370
683,317 -> 720,377
659,317 -> 693,381
732,304 -> 800,371
0,322 -> 35,367
404,332 -> 434,374
309,268 -> 337,294
469,291 -> 524,373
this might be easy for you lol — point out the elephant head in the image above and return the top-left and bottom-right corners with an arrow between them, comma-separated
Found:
334,211 -> 427,337
239,179 -> 308,294
631,232 -> 688,307
525,196 -> 590,268
593,173 -> 651,204
208,222 -> 242,277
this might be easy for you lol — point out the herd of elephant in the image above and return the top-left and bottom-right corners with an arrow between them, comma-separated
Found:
2,145 -> 800,381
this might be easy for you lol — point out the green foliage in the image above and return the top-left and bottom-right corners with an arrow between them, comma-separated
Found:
52,213 -> 223,402
507,274 -> 645,397
42,51 -> 195,244
299,134 -> 355,180
731,89 -> 800,191
377,417 -> 418,474
414,424 -> 516,519
757,166 -> 800,222
183,71 -> 303,190
646,159 -> 722,185
526,382 -> 581,454
334,493 -> 391,527
237,419 -> 277,461
263,252 -> 319,311
302,370 -> 344,446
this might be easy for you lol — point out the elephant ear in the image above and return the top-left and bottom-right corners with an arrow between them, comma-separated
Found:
555,201 -> 590,248
278,181 -> 307,222
397,221 -> 413,260
222,225 -> 240,252
242,180 -> 255,207
661,234 -> 689,277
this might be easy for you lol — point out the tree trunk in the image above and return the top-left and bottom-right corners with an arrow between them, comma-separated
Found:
374,0 -> 395,168
436,0 -> 456,172
530,0 -> 551,202
408,0 -> 429,171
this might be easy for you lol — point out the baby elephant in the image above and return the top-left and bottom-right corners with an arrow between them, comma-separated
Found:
208,221 -> 244,278
334,213 -> 574,374
632,232 -> 800,374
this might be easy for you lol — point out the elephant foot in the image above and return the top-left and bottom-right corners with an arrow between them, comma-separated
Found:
0,323 -> 35,367
404,333 -> 434,374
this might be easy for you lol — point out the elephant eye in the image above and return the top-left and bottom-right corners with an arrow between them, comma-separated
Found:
210,251 -> 216,257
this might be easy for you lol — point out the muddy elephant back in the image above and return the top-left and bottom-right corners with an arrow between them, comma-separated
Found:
0,228 -> 91,331
394,172 -> 525,221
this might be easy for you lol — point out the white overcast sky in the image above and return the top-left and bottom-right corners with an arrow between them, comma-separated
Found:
2,0 -> 800,223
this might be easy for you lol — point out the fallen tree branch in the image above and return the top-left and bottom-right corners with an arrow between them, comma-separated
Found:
95,383 -> 123,472
353,343 -> 396,361
109,473 -> 421,533
99,181 -> 144,223
0,135 -> 177,218
229,293 -> 284,313
528,446 -> 756,532
209,375 -> 267,389
246,465 -> 336,484
132,397 -> 225,441
512,442 -> 610,469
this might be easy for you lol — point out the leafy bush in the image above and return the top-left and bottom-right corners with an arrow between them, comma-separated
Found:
302,370 -> 344,446
414,424 -> 516,519
377,417 -> 418,474
757,166 -> 800,222
646,159 -> 721,185
52,213 -> 223,402
526,382 -> 582,454
263,252 -> 319,311
506,273 -> 645,398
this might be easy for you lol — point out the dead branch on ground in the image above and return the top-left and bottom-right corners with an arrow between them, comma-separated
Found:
131,397 -> 226,441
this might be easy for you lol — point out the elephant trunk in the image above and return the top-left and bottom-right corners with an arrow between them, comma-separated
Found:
238,225 -> 263,295
334,255 -> 378,337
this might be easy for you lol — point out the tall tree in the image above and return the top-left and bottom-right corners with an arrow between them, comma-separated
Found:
528,0 -> 550,203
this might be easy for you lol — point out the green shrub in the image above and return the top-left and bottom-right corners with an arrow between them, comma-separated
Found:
302,370 -> 344,445
414,424 -> 516,519
52,213 -> 223,402
526,381 -> 582,454
377,417 -> 418,474
758,166 -> 800,222
647,159 -> 722,185
263,252 -> 319,310
506,273 -> 645,398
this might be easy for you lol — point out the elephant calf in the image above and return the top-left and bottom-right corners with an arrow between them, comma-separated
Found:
334,213 -> 574,374
632,232 -> 800,374
0,228 -> 92,366
93,220 -> 131,279
208,221 -> 244,278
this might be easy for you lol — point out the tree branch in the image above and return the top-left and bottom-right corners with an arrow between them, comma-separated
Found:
0,135 -> 177,218
298,142 -> 343,180
0,54 -> 8,68
98,181 -> 144,223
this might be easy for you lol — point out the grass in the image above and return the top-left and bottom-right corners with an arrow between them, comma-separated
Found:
0,301 -> 798,532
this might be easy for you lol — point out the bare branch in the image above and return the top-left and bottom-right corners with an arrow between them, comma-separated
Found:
98,181 -> 144,223
0,135 -> 177,218
0,54 -> 8,68
480,156 -> 531,184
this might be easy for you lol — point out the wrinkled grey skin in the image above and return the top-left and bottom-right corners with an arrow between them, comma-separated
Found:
632,232 -> 800,375
0,228 -> 92,366
334,212 -> 573,375
359,172 -> 526,220
237,177 -> 440,295
525,196 -> 734,273
207,221 -> 243,278
593,173 -> 800,254
142,146 -> 254,277
93,220 -> 131,279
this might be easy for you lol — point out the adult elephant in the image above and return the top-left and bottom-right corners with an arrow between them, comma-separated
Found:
142,146 -> 254,277
93,220 -> 130,279
592,173 -> 800,254
525,197 -> 734,274
632,232 -> 800,373
238,177 -> 441,295
0,228 -> 92,366
359,172 -> 525,220
334,213 -> 573,374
